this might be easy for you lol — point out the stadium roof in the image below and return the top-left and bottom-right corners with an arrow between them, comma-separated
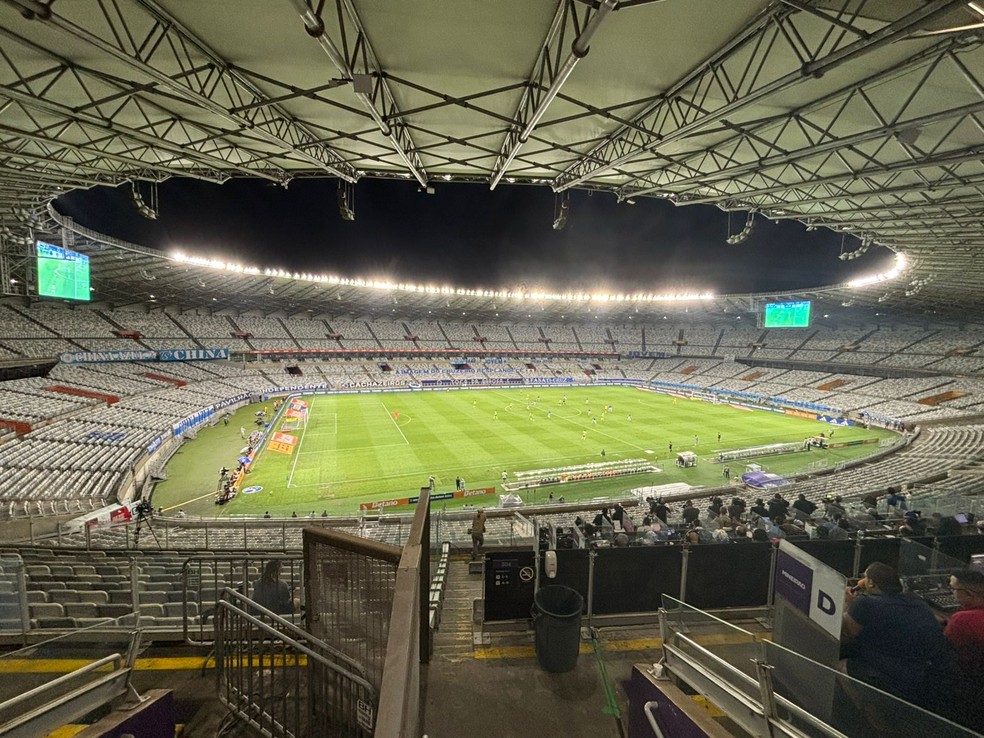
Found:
0,0 -> 983,321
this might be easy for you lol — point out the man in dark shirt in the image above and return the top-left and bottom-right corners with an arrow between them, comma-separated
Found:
791,493 -> 817,520
841,562 -> 956,717
653,499 -> 670,525
682,501 -> 700,525
767,494 -> 788,520
750,499 -> 770,519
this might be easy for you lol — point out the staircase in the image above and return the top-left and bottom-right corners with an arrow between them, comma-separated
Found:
430,556 -> 483,658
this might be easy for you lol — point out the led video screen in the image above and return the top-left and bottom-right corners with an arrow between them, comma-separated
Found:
764,300 -> 811,328
37,241 -> 90,301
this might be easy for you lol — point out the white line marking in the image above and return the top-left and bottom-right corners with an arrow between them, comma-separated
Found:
381,402 -> 410,445
286,402 -> 313,488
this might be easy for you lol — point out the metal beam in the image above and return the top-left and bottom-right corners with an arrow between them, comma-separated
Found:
553,0 -> 971,191
289,0 -> 427,186
489,0 -> 618,190
9,0 -> 357,181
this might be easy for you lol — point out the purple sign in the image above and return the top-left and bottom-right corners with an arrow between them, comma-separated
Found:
775,550 -> 813,615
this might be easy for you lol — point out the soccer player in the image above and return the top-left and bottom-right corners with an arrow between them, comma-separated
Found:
717,432 -> 721,442
592,417 -> 597,426
694,435 -> 699,446
582,430 -> 587,440
627,413 -> 632,421
493,411 -> 498,420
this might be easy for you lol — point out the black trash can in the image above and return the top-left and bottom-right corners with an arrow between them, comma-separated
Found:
532,585 -> 584,673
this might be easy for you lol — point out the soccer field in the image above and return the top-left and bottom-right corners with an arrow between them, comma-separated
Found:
152,386 -> 895,516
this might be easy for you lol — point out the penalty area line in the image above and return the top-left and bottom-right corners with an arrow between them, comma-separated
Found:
381,402 -> 410,445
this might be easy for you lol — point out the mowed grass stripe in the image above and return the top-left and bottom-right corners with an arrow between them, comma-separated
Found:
153,387 -> 896,516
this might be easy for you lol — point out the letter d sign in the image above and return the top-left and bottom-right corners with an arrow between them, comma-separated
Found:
816,590 -> 836,616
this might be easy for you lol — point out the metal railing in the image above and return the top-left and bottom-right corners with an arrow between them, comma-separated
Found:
182,554 -> 303,646
657,596 -> 979,738
215,588 -> 375,738
0,616 -> 143,736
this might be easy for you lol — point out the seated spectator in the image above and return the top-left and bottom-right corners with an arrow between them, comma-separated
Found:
653,499 -> 671,525
898,510 -> 926,537
935,516 -> 963,537
728,497 -> 745,521
945,570 -> 984,733
614,533 -> 629,547
751,528 -> 770,542
251,560 -> 297,615
792,493 -> 817,520
767,515 -> 786,540
750,498 -> 770,519
841,562 -> 956,717
828,516 -> 850,540
824,495 -> 846,519
861,491 -> 880,510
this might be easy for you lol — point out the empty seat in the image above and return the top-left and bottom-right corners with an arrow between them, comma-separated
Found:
164,602 -> 198,618
29,602 -> 64,618
64,602 -> 98,618
78,591 -> 109,604
97,603 -> 134,618
109,590 -> 134,604
138,591 -> 168,604
36,617 -> 77,629
138,603 -> 164,617
48,590 -> 80,604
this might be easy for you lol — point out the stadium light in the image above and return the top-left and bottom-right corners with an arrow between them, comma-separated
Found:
846,252 -> 907,289
725,212 -> 755,245
131,181 -> 158,220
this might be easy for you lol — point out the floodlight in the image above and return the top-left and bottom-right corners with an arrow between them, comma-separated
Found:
725,212 -> 755,244
553,191 -> 569,230
337,180 -> 355,221
131,181 -> 158,220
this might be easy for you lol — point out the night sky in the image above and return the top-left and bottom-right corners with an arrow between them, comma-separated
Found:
57,178 -> 895,295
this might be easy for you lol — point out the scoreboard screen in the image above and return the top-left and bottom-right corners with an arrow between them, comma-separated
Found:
37,241 -> 90,301
764,300 -> 811,328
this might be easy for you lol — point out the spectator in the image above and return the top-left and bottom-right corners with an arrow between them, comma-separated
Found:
792,493 -> 817,520
470,509 -> 487,560
945,570 -> 984,733
751,528 -> 769,542
750,498 -> 770,519
899,510 -> 926,537
766,515 -> 786,540
886,487 -> 907,513
824,495 -> 846,519
728,497 -> 745,521
767,494 -> 788,520
841,562 -> 956,716
828,516 -> 850,540
653,499 -> 670,525
252,560 -> 296,615
861,491 -> 880,511
614,533 -> 629,547
935,516 -> 963,537
682,500 -> 700,526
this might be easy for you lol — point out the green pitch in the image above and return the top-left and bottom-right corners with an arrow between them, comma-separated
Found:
152,386 -> 896,516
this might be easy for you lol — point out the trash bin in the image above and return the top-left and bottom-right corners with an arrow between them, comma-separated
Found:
532,585 -> 583,673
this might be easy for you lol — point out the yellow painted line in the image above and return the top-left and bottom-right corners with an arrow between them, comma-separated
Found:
0,654 -> 313,673
47,724 -> 186,737
45,726 -> 86,738
473,632 -> 755,660
692,695 -> 727,718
